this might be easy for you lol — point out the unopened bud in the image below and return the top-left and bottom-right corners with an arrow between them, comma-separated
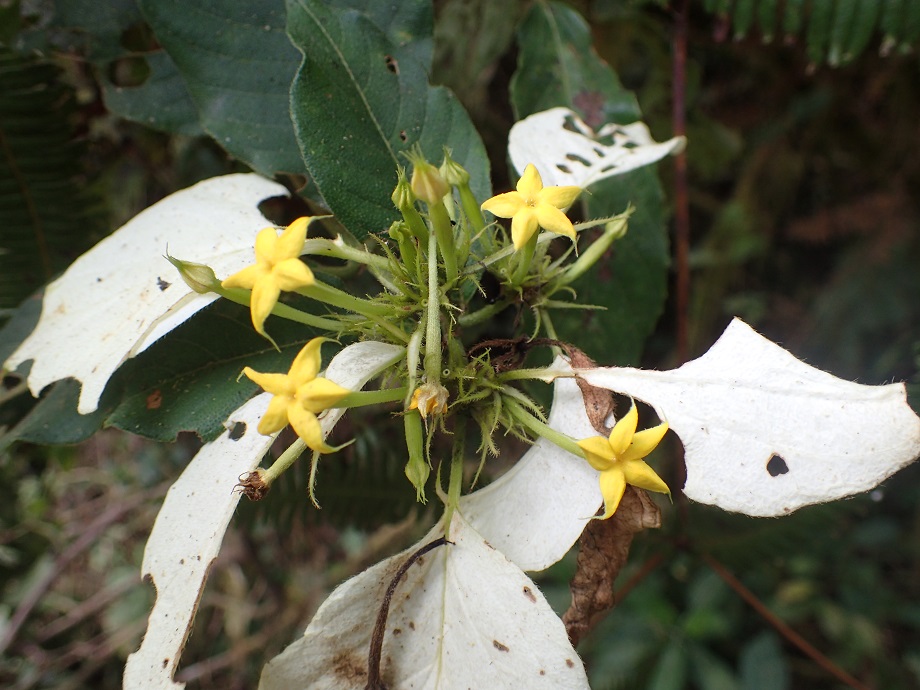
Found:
439,149 -> 469,186
166,255 -> 221,294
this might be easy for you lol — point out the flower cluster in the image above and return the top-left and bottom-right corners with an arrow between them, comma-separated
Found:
189,150 -> 664,520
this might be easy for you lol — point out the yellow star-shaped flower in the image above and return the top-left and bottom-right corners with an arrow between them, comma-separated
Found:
576,403 -> 670,519
222,217 -> 316,336
480,164 -> 581,249
243,338 -> 350,453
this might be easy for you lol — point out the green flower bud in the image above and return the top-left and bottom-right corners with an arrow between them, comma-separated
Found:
166,255 -> 221,294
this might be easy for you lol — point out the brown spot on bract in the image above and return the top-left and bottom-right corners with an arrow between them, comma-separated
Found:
332,652 -> 367,682
146,390 -> 162,410
539,670 -> 546,676
162,658 -> 169,668
392,628 -> 402,635
492,640 -> 509,652
566,658 -> 574,668
523,586 -> 536,603
408,621 -> 415,630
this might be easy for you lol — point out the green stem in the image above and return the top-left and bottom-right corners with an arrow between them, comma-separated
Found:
301,238 -> 391,271
336,387 -> 407,408
300,281 -> 393,317
429,201 -> 458,283
498,366 -> 572,383
442,417 -> 466,537
261,438 -> 307,486
221,287 -> 341,331
424,232 -> 442,382
504,396 -> 585,459
457,299 -> 513,327
511,232 -> 538,286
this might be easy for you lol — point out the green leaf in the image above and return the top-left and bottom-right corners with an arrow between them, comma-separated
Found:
510,1 -> 669,364
107,298 -> 323,442
782,0 -> 806,37
827,0 -> 860,66
510,1 -> 640,126
648,639 -> 688,690
688,644 -> 740,690
1,379 -> 116,447
806,0 -> 835,65
286,0 -> 489,238
740,632 -> 790,690
101,51 -> 203,136
732,0 -> 757,40
51,0 -> 142,62
138,0 -> 305,175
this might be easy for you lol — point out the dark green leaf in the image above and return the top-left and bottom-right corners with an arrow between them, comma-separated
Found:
806,0 -> 835,65
138,0 -> 305,175
51,0 -> 142,62
107,298 -> 324,442
510,1 -> 669,364
648,639 -> 687,690
782,0 -> 806,37
101,51 -> 203,136
732,0 -> 756,40
510,1 -> 640,126
740,633 -> 790,690
1,378 -> 115,447
286,0 -> 489,238
827,0 -> 860,66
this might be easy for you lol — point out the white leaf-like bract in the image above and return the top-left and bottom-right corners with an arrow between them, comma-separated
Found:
124,340 -> 403,690
460,359 -> 601,572
3,174 -> 288,414
508,106 -> 686,189
259,510 -> 589,690
581,319 -> 920,516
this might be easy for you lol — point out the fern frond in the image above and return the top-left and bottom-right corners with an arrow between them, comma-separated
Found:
706,0 -> 920,66
0,50 -> 103,317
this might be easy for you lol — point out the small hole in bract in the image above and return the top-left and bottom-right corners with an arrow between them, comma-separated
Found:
228,422 -> 247,441
766,454 -> 789,477
399,130 -> 408,142
385,54 -> 399,74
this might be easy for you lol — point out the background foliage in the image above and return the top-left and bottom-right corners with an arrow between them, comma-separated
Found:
1,0 -> 919,688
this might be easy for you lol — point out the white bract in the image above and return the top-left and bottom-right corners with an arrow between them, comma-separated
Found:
3,174 -> 288,414
460,361 -> 601,572
259,510 -> 589,690
580,319 -> 920,516
508,106 -> 686,188
123,341 -> 402,690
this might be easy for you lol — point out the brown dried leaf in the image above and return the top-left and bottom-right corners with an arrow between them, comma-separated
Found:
562,487 -> 660,646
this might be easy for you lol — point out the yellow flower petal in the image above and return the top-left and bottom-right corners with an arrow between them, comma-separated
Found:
275,217 -> 310,259
623,459 -> 670,496
516,163 -> 543,198
577,436 -> 617,471
297,377 -> 350,414
257,395 -> 293,435
273,258 -> 315,291
510,206 -> 540,249
288,405 -> 335,453
481,191 -> 525,218
249,278 -> 281,335
242,368 -> 294,397
538,184 -> 581,210
221,264 -> 263,290
289,337 -> 327,384
534,203 -> 576,240
608,403 -> 638,456
254,226 -> 279,262
621,422 -> 669,463
599,467 -> 627,519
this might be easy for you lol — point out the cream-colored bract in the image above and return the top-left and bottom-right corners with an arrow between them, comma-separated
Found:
581,319 -> 920,516
259,510 -> 589,690
123,341 -> 403,690
508,106 -> 685,189
3,174 -> 288,414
